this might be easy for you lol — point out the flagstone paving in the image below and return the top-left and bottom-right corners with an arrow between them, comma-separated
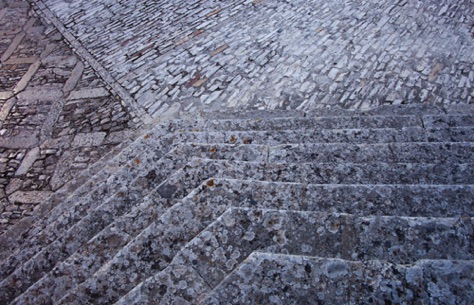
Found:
0,0 -> 137,234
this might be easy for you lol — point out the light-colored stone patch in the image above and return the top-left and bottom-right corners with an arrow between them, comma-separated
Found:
17,88 -> 63,103
9,191 -> 53,204
15,147 -> 41,176
13,61 -> 41,94
63,61 -> 84,92
0,92 -> 14,101
72,132 -> 107,147
67,88 -> 109,100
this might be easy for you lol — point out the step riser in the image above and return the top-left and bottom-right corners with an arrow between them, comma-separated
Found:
168,142 -> 474,164
199,254 -> 474,305
269,143 -> 474,164
263,161 -> 474,185
196,115 -> 474,132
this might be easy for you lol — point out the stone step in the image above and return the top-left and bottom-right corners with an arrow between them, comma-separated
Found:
202,103 -> 473,120
54,172 -> 473,305
0,138 -> 173,281
198,253 -> 474,304
8,135 -> 465,285
153,113 -> 474,136
167,127 -> 474,146
167,142 -> 474,164
267,142 -> 474,164
12,178 -> 474,304
0,137 -> 136,261
118,208 -> 473,304
194,114 -> 474,133
0,132 -> 164,261
0,141 -> 213,303
4,133 -> 472,264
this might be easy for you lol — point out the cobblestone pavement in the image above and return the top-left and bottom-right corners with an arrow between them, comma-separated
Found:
35,0 -> 474,118
0,0 -> 137,234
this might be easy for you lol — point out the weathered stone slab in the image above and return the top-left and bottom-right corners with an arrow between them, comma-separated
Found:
17,88 -> 63,103
63,61 -> 84,92
71,132 -> 106,147
0,134 -> 39,149
4,57 -> 38,65
67,87 -> 109,100
0,32 -> 25,62
15,147 -> 40,176
9,191 -> 53,204
0,98 -> 16,128
0,92 -> 13,101
13,61 -> 41,94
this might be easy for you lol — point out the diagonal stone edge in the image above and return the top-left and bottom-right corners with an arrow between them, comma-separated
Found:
28,0 -> 152,126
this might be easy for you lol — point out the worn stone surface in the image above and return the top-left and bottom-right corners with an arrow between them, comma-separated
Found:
0,0 -> 137,234
0,0 -> 473,304
201,253 -> 474,305
34,0 -> 474,118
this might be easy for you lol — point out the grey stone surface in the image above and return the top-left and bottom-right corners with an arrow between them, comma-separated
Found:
71,132 -> 107,148
35,0 -> 474,118
119,208 -> 473,304
201,253 -> 474,305
14,147 -> 40,176
0,0 -> 136,235
67,87 -> 109,100
1,0 -> 474,304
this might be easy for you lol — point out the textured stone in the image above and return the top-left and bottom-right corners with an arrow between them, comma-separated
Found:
9,191 -> 53,204
15,147 -> 40,176
71,132 -> 107,147
67,88 -> 109,100
201,253 -> 474,304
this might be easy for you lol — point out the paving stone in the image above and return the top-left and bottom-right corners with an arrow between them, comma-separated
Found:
71,132 -> 106,147
0,1 -> 135,235
35,0 -> 474,117
8,190 -> 52,204
67,87 -> 109,100
14,146 -> 39,176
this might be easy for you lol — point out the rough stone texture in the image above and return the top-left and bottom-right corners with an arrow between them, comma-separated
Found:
0,0 -> 473,304
201,253 -> 474,305
0,0 -> 137,234
0,105 -> 471,305
34,0 -> 474,117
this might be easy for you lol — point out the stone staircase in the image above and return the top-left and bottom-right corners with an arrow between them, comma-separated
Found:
0,104 -> 473,304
